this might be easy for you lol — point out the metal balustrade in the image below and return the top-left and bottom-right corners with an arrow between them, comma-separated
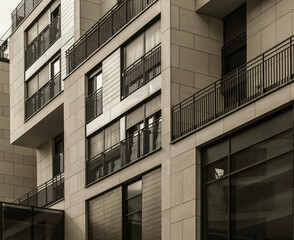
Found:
222,33 -> 247,76
172,35 -> 294,141
66,0 -> 157,74
86,88 -> 102,123
26,72 -> 62,120
11,0 -> 42,32
53,153 -> 64,177
13,173 -> 64,208
25,15 -> 61,70
86,119 -> 161,185
122,45 -> 161,98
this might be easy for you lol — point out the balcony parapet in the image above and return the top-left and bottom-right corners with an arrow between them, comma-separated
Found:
86,88 -> 102,124
66,0 -> 158,74
86,118 -> 161,186
172,35 -> 294,141
13,173 -> 64,208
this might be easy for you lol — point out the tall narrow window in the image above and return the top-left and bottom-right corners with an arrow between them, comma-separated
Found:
53,134 -> 64,177
125,180 -> 142,240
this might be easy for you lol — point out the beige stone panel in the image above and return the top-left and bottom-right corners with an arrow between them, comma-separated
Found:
4,152 -> 23,164
4,175 -> 23,186
255,84 -> 291,117
183,166 -> 195,203
247,32 -> 261,61
180,47 -> 209,74
277,0 -> 294,19
172,67 -> 195,87
0,139 -> 14,154
171,29 -> 194,49
196,119 -> 224,146
13,186 -> 32,198
209,55 -> 221,78
171,0 -> 195,10
277,12 -> 292,43
119,163 -> 140,183
171,221 -> 183,240
171,83 -> 180,106
171,5 -> 180,29
247,5 -> 276,38
171,171 -> 183,207
0,161 -> 13,175
69,157 -> 85,177
139,151 -> 161,173
171,148 -> 195,175
194,35 -> 222,56
209,17 -> 223,42
171,44 -> 180,68
180,9 -> 209,37
194,73 -> 217,89
14,163 -> 34,178
24,178 -> 36,188
69,127 -> 85,146
247,0 -> 261,23
261,0 -> 276,13
261,22 -> 277,53
101,173 -> 120,192
0,184 -> 14,198
179,85 -> 199,101
183,217 -> 196,240
223,104 -> 256,132
162,28 -> 172,72
162,209 -> 171,240
171,199 -> 195,223
171,134 -> 195,158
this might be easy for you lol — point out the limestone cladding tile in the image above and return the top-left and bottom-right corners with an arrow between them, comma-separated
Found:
171,5 -> 180,29
277,11 -> 293,42
171,28 -> 194,49
170,148 -> 195,175
171,171 -> 183,207
171,0 -> 195,11
183,166 -> 195,203
171,199 -> 195,223
183,217 -> 196,240
261,22 -> 277,53
171,221 -> 183,240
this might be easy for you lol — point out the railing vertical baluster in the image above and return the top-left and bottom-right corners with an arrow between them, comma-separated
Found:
236,68 -> 239,106
193,94 -> 196,130
290,37 -> 293,78
214,82 -> 217,119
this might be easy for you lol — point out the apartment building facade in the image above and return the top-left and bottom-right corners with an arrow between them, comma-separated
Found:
7,0 -> 294,239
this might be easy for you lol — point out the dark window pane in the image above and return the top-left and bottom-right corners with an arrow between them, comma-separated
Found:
203,158 -> 228,184
203,139 -> 229,165
128,195 -> 142,214
127,180 -> 142,199
231,130 -> 292,171
231,152 -> 292,240
202,178 -> 228,240
127,212 -> 142,240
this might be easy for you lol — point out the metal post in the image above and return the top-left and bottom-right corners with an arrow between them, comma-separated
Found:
262,53 -> 265,94
236,68 -> 239,107
179,102 -> 182,137
193,94 -> 196,129
290,37 -> 293,78
214,82 -> 217,119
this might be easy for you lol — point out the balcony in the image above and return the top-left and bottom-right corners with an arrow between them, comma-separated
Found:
222,33 -> 246,76
172,36 -> 294,141
13,173 -> 64,208
11,0 -> 42,32
86,88 -> 102,123
86,119 -> 161,185
25,15 -> 61,70
26,72 -> 62,120
121,45 -> 161,98
66,0 -> 157,74
1,202 -> 63,240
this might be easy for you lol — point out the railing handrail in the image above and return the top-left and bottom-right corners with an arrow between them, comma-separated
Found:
53,152 -> 64,160
26,72 -> 61,103
66,0 -> 124,55
87,118 -> 161,164
13,172 -> 64,204
173,35 -> 294,111
25,15 -> 61,51
122,44 -> 161,74
86,87 -> 102,100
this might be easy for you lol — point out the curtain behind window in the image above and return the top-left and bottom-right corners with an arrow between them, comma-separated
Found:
89,131 -> 104,159
38,65 -> 50,88
125,34 -> 144,68
145,21 -> 161,53
27,76 -> 38,98
27,22 -> 38,45
105,121 -> 120,149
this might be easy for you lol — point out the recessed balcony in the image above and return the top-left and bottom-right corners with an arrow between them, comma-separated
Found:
172,36 -> 294,141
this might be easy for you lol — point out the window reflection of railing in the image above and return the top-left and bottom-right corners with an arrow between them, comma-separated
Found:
26,72 -> 62,120
86,88 -> 102,123
13,173 -> 64,208
25,15 -> 61,70
121,45 -> 161,98
86,119 -> 161,185
66,0 -> 158,74
172,36 -> 294,141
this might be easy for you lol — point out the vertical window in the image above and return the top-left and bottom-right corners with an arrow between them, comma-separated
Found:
125,180 -> 142,240
53,134 -> 64,177
51,5 -> 61,21
51,57 -> 60,77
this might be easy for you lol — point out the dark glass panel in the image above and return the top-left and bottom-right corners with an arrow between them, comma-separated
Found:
127,212 -> 142,240
127,180 -> 142,199
128,195 -> 142,214
203,178 -> 228,240
203,158 -> 228,184
231,109 -> 292,153
231,153 -> 292,240
231,130 -> 292,171
2,204 -> 32,240
202,139 -> 228,165
34,208 -> 63,240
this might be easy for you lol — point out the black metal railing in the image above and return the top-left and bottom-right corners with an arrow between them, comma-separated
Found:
26,72 -> 62,120
86,88 -> 102,123
11,0 -> 42,32
66,0 -> 157,74
172,36 -> 294,141
13,173 -> 64,208
25,15 -> 61,70
222,33 -> 247,76
53,153 -> 64,177
122,45 -> 161,98
86,118 -> 161,185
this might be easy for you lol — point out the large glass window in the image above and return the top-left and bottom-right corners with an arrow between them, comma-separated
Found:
202,109 -> 293,240
125,180 -> 142,240
53,133 -> 64,177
